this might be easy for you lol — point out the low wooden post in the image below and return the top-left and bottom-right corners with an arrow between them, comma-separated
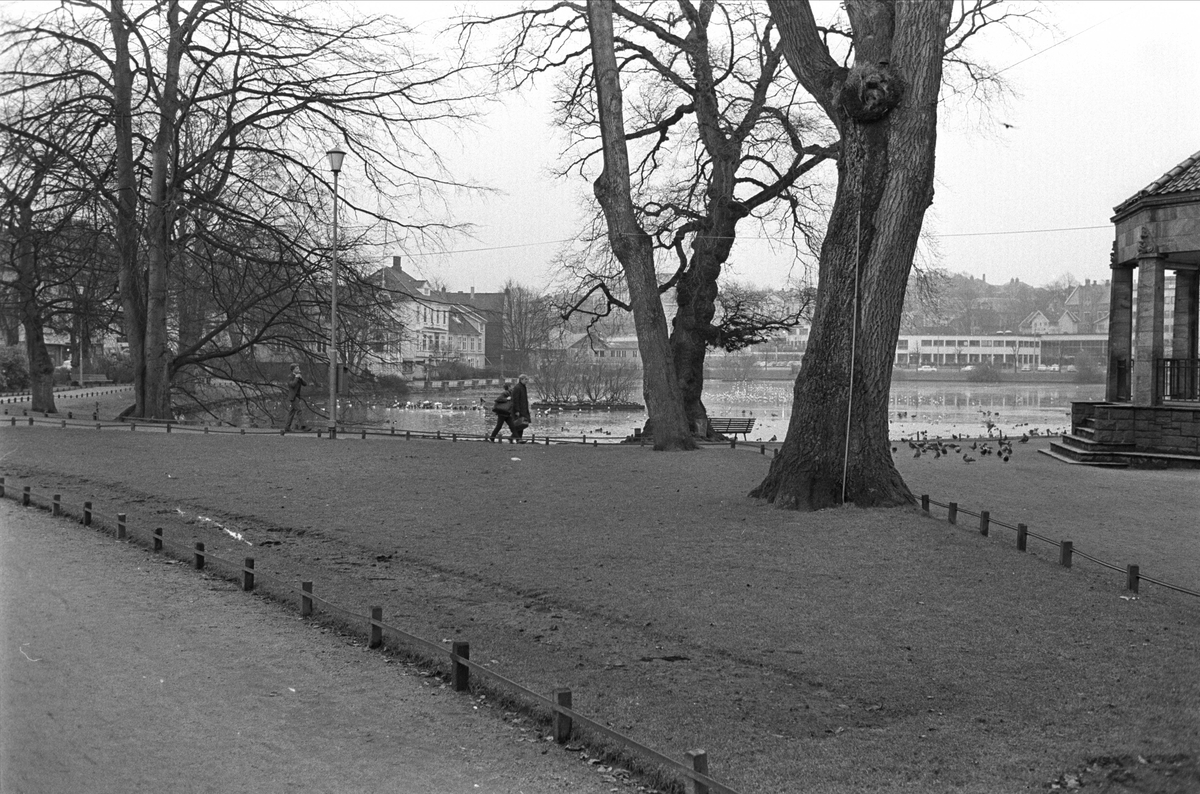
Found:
760,444 -> 766,455
1059,541 -> 1073,568
1017,523 -> 1028,552
451,641 -> 470,692
685,749 -> 710,794
436,430 -> 441,440
301,582 -> 313,617
83,500 -> 92,524
117,513 -> 127,540
242,558 -> 255,591
166,422 -> 171,433
452,434 -> 457,442
948,502 -> 958,525
22,486 -> 31,506
921,494 -> 930,512
203,426 -> 209,434
61,420 -> 66,428
979,510 -> 990,536
1127,564 -> 1140,593
27,416 -> 33,426
240,428 -> 246,435
405,430 -> 411,440
553,688 -> 572,743
730,438 -> 736,449
361,429 -> 367,439
194,542 -> 206,570
369,606 -> 383,649
0,476 -> 5,497
130,423 -> 136,431
53,494 -> 61,516
153,528 -> 163,551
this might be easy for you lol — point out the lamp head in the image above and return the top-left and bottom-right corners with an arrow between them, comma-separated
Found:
326,146 -> 346,174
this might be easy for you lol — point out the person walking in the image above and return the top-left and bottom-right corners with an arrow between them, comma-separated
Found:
488,384 -> 514,442
510,373 -> 531,443
283,364 -> 306,433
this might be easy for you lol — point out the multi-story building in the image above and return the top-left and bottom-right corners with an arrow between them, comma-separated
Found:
366,257 -> 500,379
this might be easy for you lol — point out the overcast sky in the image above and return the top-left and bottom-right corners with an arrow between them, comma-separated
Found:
378,1 -> 1200,295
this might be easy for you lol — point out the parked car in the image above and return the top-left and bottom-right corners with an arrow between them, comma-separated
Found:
960,365 -> 977,372
917,365 -> 938,372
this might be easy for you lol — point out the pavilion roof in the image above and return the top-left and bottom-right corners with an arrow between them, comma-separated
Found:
1114,149 -> 1200,214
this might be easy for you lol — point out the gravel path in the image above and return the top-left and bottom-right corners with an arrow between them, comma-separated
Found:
0,499 -> 619,794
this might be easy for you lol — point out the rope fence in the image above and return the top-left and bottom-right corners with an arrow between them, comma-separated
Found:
2,411 -> 780,451
916,494 -> 1200,599
0,476 -> 739,794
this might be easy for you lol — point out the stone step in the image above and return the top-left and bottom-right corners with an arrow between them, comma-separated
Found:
1043,443 -> 1129,468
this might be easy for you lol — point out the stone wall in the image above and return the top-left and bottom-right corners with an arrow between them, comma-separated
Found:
1090,402 -> 1200,454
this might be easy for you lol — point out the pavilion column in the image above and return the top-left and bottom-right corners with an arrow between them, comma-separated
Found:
1107,264 -> 1134,401
1132,253 -> 1166,405
1171,267 -> 1199,360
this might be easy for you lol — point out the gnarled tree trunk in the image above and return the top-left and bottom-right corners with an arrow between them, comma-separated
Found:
752,0 -> 951,509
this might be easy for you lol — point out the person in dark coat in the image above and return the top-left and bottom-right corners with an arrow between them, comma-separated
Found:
488,384 -> 513,442
510,373 -> 531,442
283,364 -> 306,432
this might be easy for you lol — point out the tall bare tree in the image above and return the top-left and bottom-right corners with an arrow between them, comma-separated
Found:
751,0 -> 1037,509
587,0 -> 695,450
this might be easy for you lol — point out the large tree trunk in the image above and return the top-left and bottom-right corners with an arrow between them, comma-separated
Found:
587,0 -> 696,451
13,229 -> 56,414
141,0 -> 185,419
670,216 -> 742,437
753,0 -> 951,509
108,0 -> 147,418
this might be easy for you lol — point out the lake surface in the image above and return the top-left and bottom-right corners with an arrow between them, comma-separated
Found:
257,379 -> 1104,443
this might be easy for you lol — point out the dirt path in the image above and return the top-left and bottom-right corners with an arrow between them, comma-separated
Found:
0,500 -> 623,794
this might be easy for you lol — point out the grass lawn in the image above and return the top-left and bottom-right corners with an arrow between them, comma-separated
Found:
2,393 -> 1198,793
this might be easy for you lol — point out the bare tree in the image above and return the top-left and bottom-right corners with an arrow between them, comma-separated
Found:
2,0 -> 482,419
502,279 -> 555,376
467,1 -> 831,439
751,0 -> 1040,510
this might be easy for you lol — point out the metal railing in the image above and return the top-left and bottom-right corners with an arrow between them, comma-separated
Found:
1154,358 -> 1200,403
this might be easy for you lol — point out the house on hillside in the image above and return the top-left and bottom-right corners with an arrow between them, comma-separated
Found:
1064,279 -> 1111,334
1018,310 -> 1053,335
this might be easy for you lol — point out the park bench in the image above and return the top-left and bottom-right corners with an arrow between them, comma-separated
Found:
708,416 -> 755,439
77,374 -> 112,386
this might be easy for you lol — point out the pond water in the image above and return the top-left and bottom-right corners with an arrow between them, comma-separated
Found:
208,379 -> 1104,443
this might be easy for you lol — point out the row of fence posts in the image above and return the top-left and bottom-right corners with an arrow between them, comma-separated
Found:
921,494 -> 1142,594
4,476 -> 731,794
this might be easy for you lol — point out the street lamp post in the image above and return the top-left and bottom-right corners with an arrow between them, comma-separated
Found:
326,146 -> 346,438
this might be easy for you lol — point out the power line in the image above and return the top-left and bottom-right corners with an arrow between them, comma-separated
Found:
937,224 -> 1109,239
396,223 -> 1110,260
